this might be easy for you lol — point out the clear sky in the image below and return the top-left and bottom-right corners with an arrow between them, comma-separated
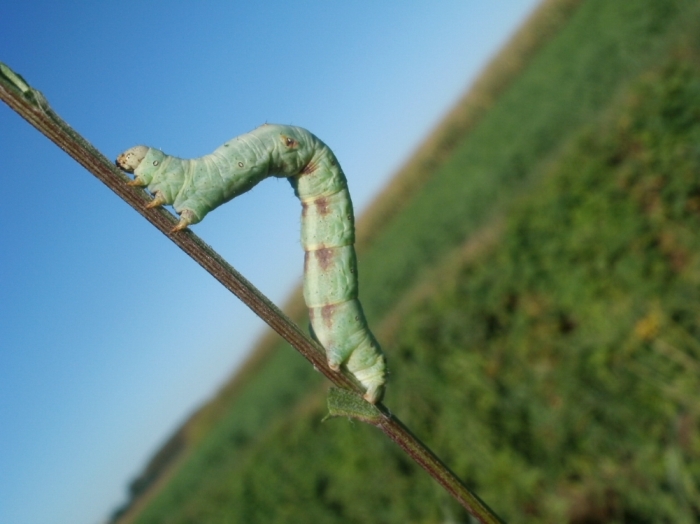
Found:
0,2 -> 540,523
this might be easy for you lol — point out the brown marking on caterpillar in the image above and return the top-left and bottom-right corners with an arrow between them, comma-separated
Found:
301,200 -> 309,218
282,135 -> 298,148
314,247 -> 335,271
301,160 -> 317,174
321,303 -> 336,329
314,196 -> 330,216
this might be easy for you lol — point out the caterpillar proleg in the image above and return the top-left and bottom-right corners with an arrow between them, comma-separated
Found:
116,124 -> 387,403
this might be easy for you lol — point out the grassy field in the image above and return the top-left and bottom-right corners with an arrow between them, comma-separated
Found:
359,0 -> 694,323
385,45 -> 700,521
114,0 -> 700,522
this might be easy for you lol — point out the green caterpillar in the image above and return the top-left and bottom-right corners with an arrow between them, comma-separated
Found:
116,124 -> 387,403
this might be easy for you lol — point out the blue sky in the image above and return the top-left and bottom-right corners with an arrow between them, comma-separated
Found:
0,2 -> 539,523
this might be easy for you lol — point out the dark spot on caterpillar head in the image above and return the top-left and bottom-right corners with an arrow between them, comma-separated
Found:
321,304 -> 336,329
347,214 -> 352,221
238,161 -> 244,168
355,315 -> 359,321
283,135 -> 298,148
153,160 -> 159,166
314,197 -> 330,216
314,247 -> 335,270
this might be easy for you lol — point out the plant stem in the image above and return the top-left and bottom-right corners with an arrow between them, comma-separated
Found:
0,62 -> 505,524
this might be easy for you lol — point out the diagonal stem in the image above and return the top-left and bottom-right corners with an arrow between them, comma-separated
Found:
0,62 -> 505,524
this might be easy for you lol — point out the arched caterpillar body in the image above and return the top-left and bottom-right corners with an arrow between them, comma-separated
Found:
116,124 -> 387,403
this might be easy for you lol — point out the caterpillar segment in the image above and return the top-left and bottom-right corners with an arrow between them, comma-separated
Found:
116,124 -> 387,403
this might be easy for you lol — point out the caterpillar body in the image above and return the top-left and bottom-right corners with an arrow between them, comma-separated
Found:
116,124 -> 387,403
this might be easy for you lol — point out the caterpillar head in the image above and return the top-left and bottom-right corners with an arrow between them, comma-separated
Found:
116,146 -> 169,191
116,145 -> 148,173
116,145 -> 191,229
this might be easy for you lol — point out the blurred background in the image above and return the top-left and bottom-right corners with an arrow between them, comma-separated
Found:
0,2 -> 543,523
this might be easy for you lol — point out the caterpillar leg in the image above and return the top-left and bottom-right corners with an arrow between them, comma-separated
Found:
363,382 -> 385,405
310,323 -> 346,376
309,303 -> 387,403
348,350 -> 386,404
146,193 -> 167,209
172,209 -> 197,232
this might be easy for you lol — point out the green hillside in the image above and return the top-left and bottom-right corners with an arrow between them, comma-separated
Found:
386,51 -> 700,522
116,0 -> 700,522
